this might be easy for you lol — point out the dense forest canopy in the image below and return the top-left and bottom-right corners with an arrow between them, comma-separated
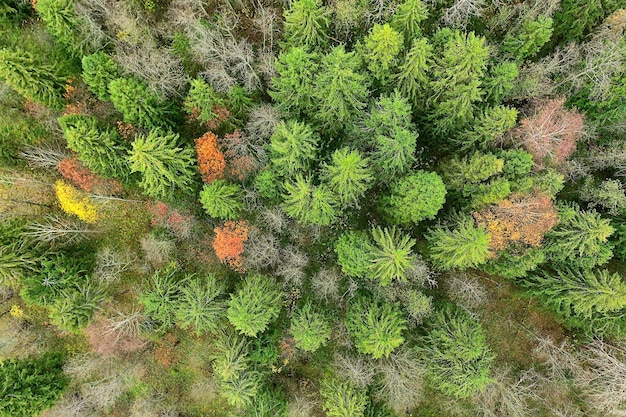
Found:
1,0 -> 626,416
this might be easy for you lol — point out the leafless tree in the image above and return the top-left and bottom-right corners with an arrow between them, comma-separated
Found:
287,395 -> 315,417
532,335 -> 583,381
243,231 -> 281,270
94,247 -> 136,284
140,234 -> 175,268
406,256 -> 437,288
276,245 -> 309,288
374,348 -> 426,415
441,0 -> 487,29
259,207 -> 288,234
25,215 -> 101,245
334,353 -> 376,389
19,145 -> 69,170
104,309 -> 149,342
245,104 -> 282,143
445,272 -> 488,311
474,367 -> 540,417
311,267 -> 342,303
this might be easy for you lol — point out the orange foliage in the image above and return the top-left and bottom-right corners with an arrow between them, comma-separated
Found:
222,130 -> 261,181
195,132 -> 226,183
153,333 -> 180,368
116,121 -> 136,142
511,99 -> 584,168
212,220 -> 249,272
473,193 -> 559,251
58,157 -> 123,195
148,202 -> 195,239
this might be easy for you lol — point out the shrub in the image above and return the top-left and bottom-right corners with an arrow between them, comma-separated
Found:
227,273 -> 283,337
200,180 -> 244,219
345,296 -> 407,359
290,302 -> 331,352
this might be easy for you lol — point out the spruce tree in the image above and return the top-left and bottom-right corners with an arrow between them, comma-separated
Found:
81,52 -> 119,100
380,171 -> 446,225
502,16 -> 554,61
395,38 -> 433,103
368,226 -> 417,286
175,274 -> 226,335
320,148 -> 373,207
227,273 -> 283,337
283,0 -> 330,50
391,0 -> 429,42
269,47 -> 319,118
361,23 -> 404,84
269,120 -> 319,177
427,216 -> 491,270
200,180 -> 244,220
282,175 -> 339,226
109,77 -> 175,129
290,302 -> 331,352
320,379 -> 367,417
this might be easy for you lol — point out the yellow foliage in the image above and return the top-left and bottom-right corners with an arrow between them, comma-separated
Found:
9,305 -> 24,318
55,180 -> 99,223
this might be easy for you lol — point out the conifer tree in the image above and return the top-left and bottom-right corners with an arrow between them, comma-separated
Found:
128,129 -> 196,198
200,180 -> 244,220
282,175 -> 339,226
269,120 -> 319,177
553,0 -> 604,43
380,171 -> 446,225
391,0 -> 428,42
482,62 -> 518,104
269,47 -> 319,118
320,379 -> 367,417
139,262 -> 182,329
395,38 -> 433,103
290,302 -> 331,352
320,148 -> 373,207
427,216 -> 491,270
335,230 -> 374,278
176,274 -> 226,335
460,105 -> 518,150
368,226 -> 417,286
81,52 -> 118,100
109,77 -> 174,129
313,45 -> 369,132
0,47 -> 65,108
184,78 -> 227,127
283,0 -> 330,50
361,24 -> 403,83
35,0 -> 81,55
502,16 -> 554,61
227,273 -> 283,337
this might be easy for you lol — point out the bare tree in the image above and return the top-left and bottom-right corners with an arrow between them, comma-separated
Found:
441,0 -> 487,29
25,215 -> 101,245
406,256 -> 437,288
245,104 -> 282,143
276,245 -> 309,288
334,353 -> 376,389
445,272 -> 488,311
140,234 -> 175,268
19,145 -> 69,170
374,348 -> 426,415
243,231 -> 281,270
474,367 -> 540,417
287,395 -> 315,417
311,267 -> 342,303
259,207 -> 288,234
104,309 -> 149,342
94,247 -> 136,284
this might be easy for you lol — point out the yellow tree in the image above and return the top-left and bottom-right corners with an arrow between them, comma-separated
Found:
55,180 -> 99,223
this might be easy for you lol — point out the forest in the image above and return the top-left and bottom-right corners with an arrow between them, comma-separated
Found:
1,0 -> 626,416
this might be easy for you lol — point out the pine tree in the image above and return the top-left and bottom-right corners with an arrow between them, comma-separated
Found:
128,129 -> 196,198
368,226 -> 417,286
361,24 -> 404,83
290,302 -> 331,352
427,215 -> 491,270
175,274 -> 226,335
395,38 -> 433,103
81,52 -> 118,100
416,304 -> 493,398
283,0 -> 330,50
320,148 -> 373,207
0,47 -> 65,108
269,47 -> 319,118
380,171 -> 446,225
320,379 -> 367,417
345,296 -> 407,359
269,120 -> 319,177
109,77 -> 175,129
282,175 -> 339,226
0,353 -> 69,417
391,0 -> 429,42
199,180 -> 244,220
227,273 -> 283,337
313,45 -> 369,132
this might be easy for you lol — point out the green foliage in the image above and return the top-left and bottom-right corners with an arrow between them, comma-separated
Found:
199,180 -> 244,219
502,16 -> 553,61
139,262 -> 182,329
553,0 -> 604,43
81,52 -> 118,100
335,230 -> 374,278
0,352 -> 69,417
544,204 -> 614,269
128,129 -> 196,198
482,62 -> 518,104
290,302 -> 331,352
0,47 -> 65,108
282,175 -> 340,226
417,304 -> 494,398
404,290 -> 433,324
321,148 -> 373,207
380,171 -> 446,225
219,370 -> 261,410
482,246 -> 545,279
58,114 -> 129,178
500,149 -> 534,179
579,178 -> 626,215
269,120 -> 319,177
227,273 -> 283,337
427,216 -> 491,270
369,226 -> 417,286
395,37 -> 433,103
283,0 -> 330,50
211,331 -> 250,381
48,280 -> 104,333
253,168 -> 282,201
225,85 -> 253,122
524,268 -> 626,337
391,0 -> 428,41
345,296 -> 407,359
269,47 -> 318,117
109,77 -> 174,128
245,387 -> 288,417
175,274 -> 226,335
35,0 -> 81,55
320,379 -> 367,417
184,77 -> 225,125
313,45 -> 369,132
361,24 -> 403,83
461,106 -> 518,150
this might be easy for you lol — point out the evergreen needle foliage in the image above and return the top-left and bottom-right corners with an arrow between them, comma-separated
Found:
227,273 -> 283,337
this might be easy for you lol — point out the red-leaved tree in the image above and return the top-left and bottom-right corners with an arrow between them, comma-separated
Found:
148,202 -> 195,239
212,220 -> 249,272
58,157 -> 122,195
195,132 -> 226,183
510,99 -> 584,168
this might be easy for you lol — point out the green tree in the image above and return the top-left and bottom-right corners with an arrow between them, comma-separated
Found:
269,47 -> 319,117
175,274 -> 226,335
503,16 -> 553,61
128,129 -> 196,198
395,37 -> 433,103
282,175 -> 340,226
321,148 -> 373,207
139,262 -> 182,329
380,171 -> 446,225
81,52 -> 118,101
361,24 -> 403,83
269,120 -> 319,177
335,230 -> 374,278
283,0 -> 330,50
460,105 -> 518,150
482,245 -> 545,279
58,114 -> 129,179
109,77 -> 174,128
579,178 -> 626,215
227,273 -> 283,337
313,45 -> 369,132
368,226 -> 417,287
482,61 -> 518,104
345,296 -> 407,359
320,379 -> 367,417
184,78 -> 226,125
199,180 -> 244,220
35,0 -> 81,55
48,281 -> 104,333
0,47 -> 65,108
416,304 -> 494,398
544,204 -> 614,269
219,370 -> 261,410
390,0 -> 428,42
0,353 -> 69,417
524,268 -> 626,337
211,331 -> 250,381
290,302 -> 331,352
427,216 -> 491,270
553,0 -> 604,43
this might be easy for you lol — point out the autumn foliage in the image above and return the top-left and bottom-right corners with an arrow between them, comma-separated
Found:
195,132 -> 226,183
212,220 -> 249,272
55,180 -> 99,223
58,157 -> 122,195
148,202 -> 195,239
473,193 -> 559,251
510,99 -> 584,167
222,130 -> 261,181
